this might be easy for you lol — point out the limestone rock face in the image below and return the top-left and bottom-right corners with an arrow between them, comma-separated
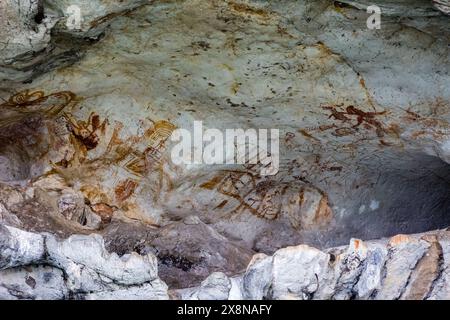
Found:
433,0 -> 450,15
0,224 -> 46,269
3,220 -> 450,300
0,203 -> 22,228
0,0 -> 58,82
83,279 -> 168,300
179,231 -> 450,300
0,0 -> 449,300
1,0 -> 449,254
45,0 -> 150,37
0,224 -> 168,300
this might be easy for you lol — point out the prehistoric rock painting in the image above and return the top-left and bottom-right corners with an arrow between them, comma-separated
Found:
63,112 -> 108,164
145,120 -> 177,169
322,104 -> 387,137
200,162 -> 332,229
112,120 -> 177,202
282,187 -> 332,230
0,89 -> 79,129
65,112 -> 108,150
114,179 -> 139,203
48,108 -> 177,221
400,107 -> 450,143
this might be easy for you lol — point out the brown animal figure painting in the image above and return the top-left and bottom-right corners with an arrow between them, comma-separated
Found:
321,104 -> 387,138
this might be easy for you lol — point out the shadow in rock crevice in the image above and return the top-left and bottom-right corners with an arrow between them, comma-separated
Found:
329,151 -> 450,247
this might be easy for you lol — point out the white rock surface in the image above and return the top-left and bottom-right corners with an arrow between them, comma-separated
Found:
242,253 -> 273,300
0,224 -> 168,299
0,225 -> 46,269
212,231 -> 450,300
175,272 -> 232,300
0,265 -> 68,300
46,233 -> 159,290
0,0 -> 150,82
83,279 -> 168,300
3,222 -> 450,300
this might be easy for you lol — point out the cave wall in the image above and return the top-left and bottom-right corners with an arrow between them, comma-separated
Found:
0,0 -> 449,297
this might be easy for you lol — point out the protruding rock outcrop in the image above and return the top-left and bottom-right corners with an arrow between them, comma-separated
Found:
2,222 -> 450,299
0,0 -> 150,82
174,231 -> 450,300
0,224 -> 168,300
433,0 -> 450,15
103,215 -> 255,289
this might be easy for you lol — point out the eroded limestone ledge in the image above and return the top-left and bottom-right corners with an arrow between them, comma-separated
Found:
0,224 -> 168,300
2,222 -> 450,300
174,230 -> 450,300
1,0 -> 449,252
0,0 -> 150,82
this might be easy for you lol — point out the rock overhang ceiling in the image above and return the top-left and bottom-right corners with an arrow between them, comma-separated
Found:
0,0 -> 450,294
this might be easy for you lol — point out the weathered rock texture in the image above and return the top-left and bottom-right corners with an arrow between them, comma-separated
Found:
0,0 -> 149,82
103,215 -> 255,289
3,221 -> 450,300
0,224 -> 168,299
433,0 -> 450,15
0,0 -> 449,299
173,230 -> 450,300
